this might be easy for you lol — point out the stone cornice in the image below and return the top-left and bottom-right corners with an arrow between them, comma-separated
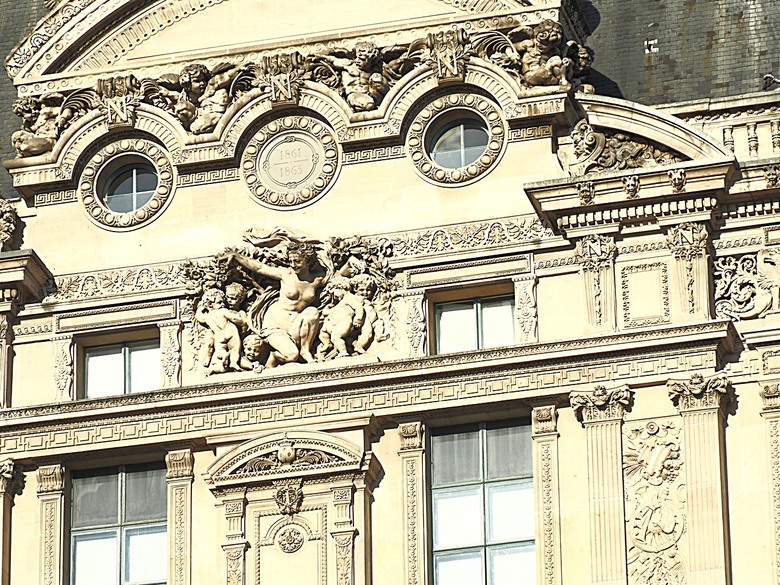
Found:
524,159 -> 736,238
0,321 -> 733,460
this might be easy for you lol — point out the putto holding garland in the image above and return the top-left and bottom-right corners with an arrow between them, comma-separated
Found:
183,228 -> 395,374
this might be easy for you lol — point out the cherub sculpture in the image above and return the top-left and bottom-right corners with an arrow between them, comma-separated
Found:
315,41 -> 420,111
472,20 -> 581,88
11,94 -> 62,157
317,276 -> 367,358
195,288 -> 252,374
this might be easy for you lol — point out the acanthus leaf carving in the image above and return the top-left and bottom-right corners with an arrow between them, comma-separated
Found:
398,421 -> 424,451
668,373 -> 732,412
238,437 -> 345,475
570,385 -> 631,422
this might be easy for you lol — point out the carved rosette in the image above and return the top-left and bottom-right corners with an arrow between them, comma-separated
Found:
407,93 -> 505,186
241,116 -> 340,210
668,374 -> 731,412
78,138 -> 175,230
571,385 -> 631,422
277,526 -> 304,553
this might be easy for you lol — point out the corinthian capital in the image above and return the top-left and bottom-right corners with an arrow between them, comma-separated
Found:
668,373 -> 732,412
570,385 -> 631,423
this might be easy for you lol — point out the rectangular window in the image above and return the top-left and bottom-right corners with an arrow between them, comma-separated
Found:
70,463 -> 167,585
434,296 -> 515,354
84,340 -> 160,398
431,421 -> 534,585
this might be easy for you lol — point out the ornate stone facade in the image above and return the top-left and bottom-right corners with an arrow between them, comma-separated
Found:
0,2 -> 775,585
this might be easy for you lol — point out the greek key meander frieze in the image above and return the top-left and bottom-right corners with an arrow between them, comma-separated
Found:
0,335 -> 724,456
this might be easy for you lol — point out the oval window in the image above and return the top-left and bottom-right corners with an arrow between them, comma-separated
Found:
99,157 -> 158,213
426,112 -> 489,169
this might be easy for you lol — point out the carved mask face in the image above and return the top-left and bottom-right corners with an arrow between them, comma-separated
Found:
288,252 -> 306,273
244,341 -> 263,361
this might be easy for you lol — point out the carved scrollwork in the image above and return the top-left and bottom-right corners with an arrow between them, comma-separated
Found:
183,228 -> 396,373
0,201 -> 17,252
240,116 -> 340,210
714,248 -> 780,320
566,119 -> 682,176
78,138 -> 175,230
239,436 -> 343,474
407,93 -> 505,186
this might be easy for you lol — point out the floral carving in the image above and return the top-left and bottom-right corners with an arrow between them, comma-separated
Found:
238,438 -> 343,474
278,527 -> 304,553
714,249 -> 780,320
567,119 -> 682,176
184,228 -> 395,373
0,201 -> 17,252
623,421 -> 687,585
668,374 -> 731,411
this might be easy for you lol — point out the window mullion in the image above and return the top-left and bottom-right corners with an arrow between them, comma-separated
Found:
122,345 -> 131,394
475,299 -> 483,349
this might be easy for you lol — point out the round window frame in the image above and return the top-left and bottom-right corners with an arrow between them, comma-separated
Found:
241,115 -> 341,210
99,155 -> 158,214
424,110 -> 490,169
407,94 -> 506,186
79,139 -> 175,231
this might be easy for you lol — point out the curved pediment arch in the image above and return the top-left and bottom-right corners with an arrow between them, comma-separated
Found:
575,94 -> 733,162
204,430 -> 365,489
5,0 -> 524,83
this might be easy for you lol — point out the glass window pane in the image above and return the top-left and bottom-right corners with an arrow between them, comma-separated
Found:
128,343 -> 160,393
480,298 -> 515,349
488,543 -> 535,585
105,193 -> 135,213
73,532 -> 118,585
72,471 -> 119,528
435,549 -> 485,585
486,423 -> 532,480
106,170 -> 134,196
432,428 -> 481,486
433,485 -> 483,550
125,525 -> 167,584
436,302 -> 477,353
487,479 -> 534,543
134,167 -> 158,192
85,347 -> 125,398
125,465 -> 167,522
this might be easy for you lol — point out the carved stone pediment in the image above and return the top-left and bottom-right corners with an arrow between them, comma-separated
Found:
204,431 -> 365,489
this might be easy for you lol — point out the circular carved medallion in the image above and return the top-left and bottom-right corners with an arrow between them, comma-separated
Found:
78,138 -> 175,230
241,116 -> 340,209
278,526 -> 304,553
406,93 -> 506,186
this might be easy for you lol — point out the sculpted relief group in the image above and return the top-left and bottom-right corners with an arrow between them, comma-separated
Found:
10,19 -> 593,157
183,229 -> 395,374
